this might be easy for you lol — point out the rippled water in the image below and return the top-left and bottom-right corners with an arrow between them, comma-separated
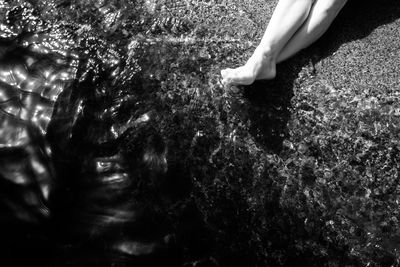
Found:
5,1 -> 399,266
0,0 -> 265,265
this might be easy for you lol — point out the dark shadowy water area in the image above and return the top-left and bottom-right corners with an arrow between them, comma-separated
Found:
1,0 -> 400,266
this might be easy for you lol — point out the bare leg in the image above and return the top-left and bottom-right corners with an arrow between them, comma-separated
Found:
277,0 -> 347,63
221,0 -> 314,85
221,0 -> 347,86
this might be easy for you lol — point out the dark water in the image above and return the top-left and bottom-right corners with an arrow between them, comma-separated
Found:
0,1 -> 188,266
1,0 -> 259,265
2,1 -> 400,266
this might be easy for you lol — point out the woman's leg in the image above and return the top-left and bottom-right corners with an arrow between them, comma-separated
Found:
277,0 -> 347,63
221,0 -> 347,86
221,0 -> 314,85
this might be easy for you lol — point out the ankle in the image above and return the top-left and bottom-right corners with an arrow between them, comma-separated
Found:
255,45 -> 277,61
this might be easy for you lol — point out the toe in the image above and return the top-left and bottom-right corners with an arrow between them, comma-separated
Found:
221,77 -> 230,87
221,68 -> 231,79
221,68 -> 233,86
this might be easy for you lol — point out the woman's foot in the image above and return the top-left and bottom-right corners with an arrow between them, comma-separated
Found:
221,47 -> 277,86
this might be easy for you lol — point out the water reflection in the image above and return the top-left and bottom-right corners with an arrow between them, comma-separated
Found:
0,1 -> 186,266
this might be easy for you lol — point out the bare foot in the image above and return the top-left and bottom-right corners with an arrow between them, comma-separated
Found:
221,48 -> 276,86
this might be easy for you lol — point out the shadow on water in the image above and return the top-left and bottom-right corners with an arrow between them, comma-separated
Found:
242,0 -> 400,154
1,0 -> 400,266
316,0 -> 400,60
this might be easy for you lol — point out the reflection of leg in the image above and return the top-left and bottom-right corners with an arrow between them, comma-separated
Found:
221,0 -> 314,85
277,0 -> 348,63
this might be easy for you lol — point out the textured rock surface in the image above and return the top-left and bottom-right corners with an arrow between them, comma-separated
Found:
1,0 -> 400,266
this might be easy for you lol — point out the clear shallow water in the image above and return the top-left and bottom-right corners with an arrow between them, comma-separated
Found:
2,0 -> 400,266
0,1 -> 258,265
